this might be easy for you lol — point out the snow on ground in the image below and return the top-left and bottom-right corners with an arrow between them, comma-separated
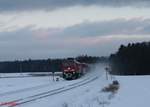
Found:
0,63 -> 150,107
23,63 -> 111,107
0,76 -> 49,93
109,75 -> 150,107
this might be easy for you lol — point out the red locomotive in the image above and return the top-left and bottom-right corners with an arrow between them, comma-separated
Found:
62,59 -> 88,80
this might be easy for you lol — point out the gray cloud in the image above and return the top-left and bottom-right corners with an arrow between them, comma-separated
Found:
61,19 -> 150,37
0,26 -> 94,60
0,0 -> 150,12
0,18 -> 150,60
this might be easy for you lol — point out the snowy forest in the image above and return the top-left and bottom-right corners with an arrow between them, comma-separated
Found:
110,41 -> 150,75
0,56 -> 107,73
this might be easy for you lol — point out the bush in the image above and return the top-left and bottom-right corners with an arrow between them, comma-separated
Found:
102,80 -> 120,93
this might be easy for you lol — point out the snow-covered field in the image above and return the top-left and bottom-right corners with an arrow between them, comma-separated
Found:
0,63 -> 150,107
109,75 -> 150,107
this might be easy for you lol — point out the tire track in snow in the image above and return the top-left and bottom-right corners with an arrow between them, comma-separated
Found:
0,83 -> 50,97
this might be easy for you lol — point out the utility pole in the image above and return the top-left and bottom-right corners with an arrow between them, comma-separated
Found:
105,67 -> 109,80
52,71 -> 55,81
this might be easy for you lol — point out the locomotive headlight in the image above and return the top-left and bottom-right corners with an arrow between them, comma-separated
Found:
64,69 -> 68,72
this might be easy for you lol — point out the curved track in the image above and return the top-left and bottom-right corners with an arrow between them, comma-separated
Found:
0,76 -> 98,107
0,77 -> 90,97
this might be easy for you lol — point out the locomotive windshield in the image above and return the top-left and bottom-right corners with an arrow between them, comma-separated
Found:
63,60 -> 76,67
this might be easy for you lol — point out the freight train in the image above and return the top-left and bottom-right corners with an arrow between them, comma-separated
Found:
62,59 -> 89,80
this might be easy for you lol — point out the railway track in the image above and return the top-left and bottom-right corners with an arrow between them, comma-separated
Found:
0,76 -> 90,98
0,76 -> 98,107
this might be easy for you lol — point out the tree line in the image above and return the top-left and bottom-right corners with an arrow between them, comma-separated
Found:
0,55 -> 107,73
109,41 -> 150,75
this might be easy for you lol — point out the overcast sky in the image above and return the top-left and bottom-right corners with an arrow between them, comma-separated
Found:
0,0 -> 150,61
